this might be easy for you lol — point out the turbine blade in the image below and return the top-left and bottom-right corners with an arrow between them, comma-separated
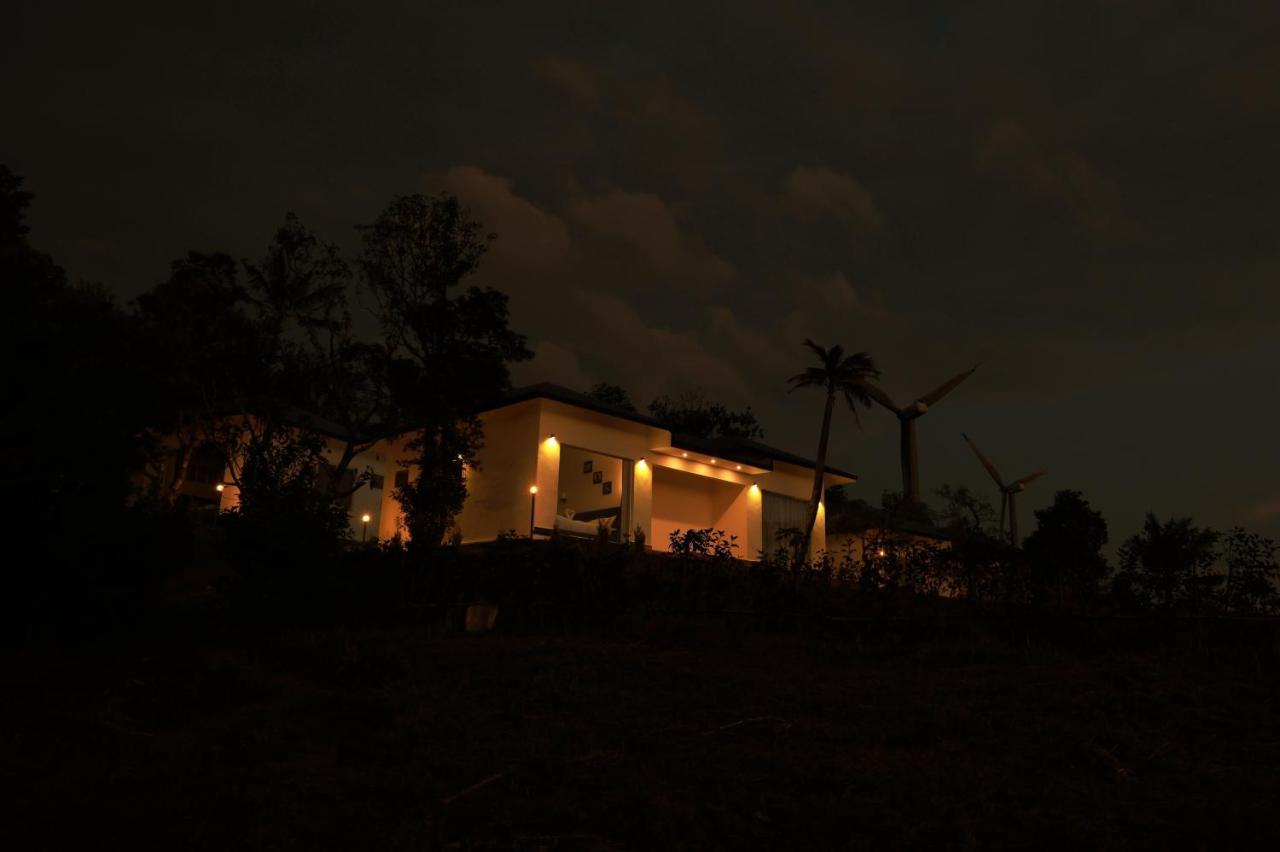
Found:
1013,470 -> 1047,489
918,365 -> 979,407
861,382 -> 901,413
963,433 -> 1005,488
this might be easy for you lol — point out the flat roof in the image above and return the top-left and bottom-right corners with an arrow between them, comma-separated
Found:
492,383 -> 858,482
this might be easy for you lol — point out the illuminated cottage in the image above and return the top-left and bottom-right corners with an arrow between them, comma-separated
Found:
189,384 -> 855,559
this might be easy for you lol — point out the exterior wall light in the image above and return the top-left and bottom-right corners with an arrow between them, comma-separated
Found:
215,483 -> 225,492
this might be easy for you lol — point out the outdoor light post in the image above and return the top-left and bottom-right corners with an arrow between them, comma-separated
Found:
529,485 -> 538,538
361,512 -> 371,542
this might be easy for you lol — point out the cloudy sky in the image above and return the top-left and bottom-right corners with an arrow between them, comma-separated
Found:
7,1 -> 1279,545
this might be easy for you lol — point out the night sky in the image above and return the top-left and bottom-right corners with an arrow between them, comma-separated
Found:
7,2 -> 1279,545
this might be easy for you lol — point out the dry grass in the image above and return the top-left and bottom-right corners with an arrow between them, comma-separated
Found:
4,621 -> 1278,850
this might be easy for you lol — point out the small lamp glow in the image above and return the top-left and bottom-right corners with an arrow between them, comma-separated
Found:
215,483 -> 225,492
877,548 -> 887,558
361,512 -> 372,542
735,464 -> 742,471
361,513 -> 372,523
681,452 -> 688,458
528,485 -> 538,538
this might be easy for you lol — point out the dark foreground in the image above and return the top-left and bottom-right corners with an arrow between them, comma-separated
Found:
5,622 -> 1279,850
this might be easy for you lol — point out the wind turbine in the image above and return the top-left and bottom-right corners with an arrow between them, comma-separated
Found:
962,433 -> 1046,547
862,366 -> 979,505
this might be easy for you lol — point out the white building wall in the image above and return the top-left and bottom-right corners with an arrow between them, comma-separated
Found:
352,397 -> 847,557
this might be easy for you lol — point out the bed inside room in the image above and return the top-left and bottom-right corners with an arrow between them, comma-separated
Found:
555,444 -> 629,542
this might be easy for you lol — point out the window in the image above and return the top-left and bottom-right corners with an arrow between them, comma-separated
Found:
394,470 -> 409,490
369,473 -> 385,491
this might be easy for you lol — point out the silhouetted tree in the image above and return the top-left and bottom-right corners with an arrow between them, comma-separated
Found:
221,427 -> 351,561
135,252 -> 263,505
1,165 -> 161,622
243,214 -> 388,501
787,340 -> 879,564
243,212 -> 349,355
1023,490 -> 1109,607
1221,527 -> 1279,615
1,165 -> 153,517
934,484 -> 999,538
1115,514 -> 1220,612
647,389 -> 763,439
877,489 -> 936,526
585,382 -> 637,412
359,193 -> 531,551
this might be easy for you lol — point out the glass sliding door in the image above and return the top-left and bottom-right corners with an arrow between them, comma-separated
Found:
554,444 -> 630,543
761,492 -> 808,555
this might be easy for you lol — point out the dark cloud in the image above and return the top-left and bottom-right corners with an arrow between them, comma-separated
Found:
5,0 -> 1279,544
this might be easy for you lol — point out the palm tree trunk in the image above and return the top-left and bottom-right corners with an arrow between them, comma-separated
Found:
797,391 -> 835,565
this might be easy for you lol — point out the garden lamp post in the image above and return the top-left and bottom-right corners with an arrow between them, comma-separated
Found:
361,512 -> 371,542
529,485 -> 538,538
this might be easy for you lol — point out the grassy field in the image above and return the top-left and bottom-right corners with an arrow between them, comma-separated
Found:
5,620 -> 1279,850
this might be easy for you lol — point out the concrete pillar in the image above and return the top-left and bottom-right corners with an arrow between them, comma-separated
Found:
631,458 -> 653,547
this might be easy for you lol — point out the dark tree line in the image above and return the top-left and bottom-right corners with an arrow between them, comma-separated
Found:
585,382 -> 765,440
824,483 -> 1279,614
2,164 -> 530,624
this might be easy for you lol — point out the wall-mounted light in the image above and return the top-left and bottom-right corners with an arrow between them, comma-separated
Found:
681,452 -> 688,458
545,435 -> 558,446
710,458 -> 717,465
735,464 -> 742,471
749,483 -> 760,495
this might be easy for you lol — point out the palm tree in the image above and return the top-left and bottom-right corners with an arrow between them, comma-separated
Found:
788,340 -> 880,564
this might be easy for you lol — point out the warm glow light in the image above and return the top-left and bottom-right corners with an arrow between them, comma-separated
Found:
215,483 -> 224,492
681,452 -> 688,458
529,485 -> 538,494
361,513 -> 372,523
636,457 -> 648,470
710,458 -> 716,464
545,435 -> 558,446
735,464 -> 742,471
877,548 -> 887,557
749,483 -> 760,495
